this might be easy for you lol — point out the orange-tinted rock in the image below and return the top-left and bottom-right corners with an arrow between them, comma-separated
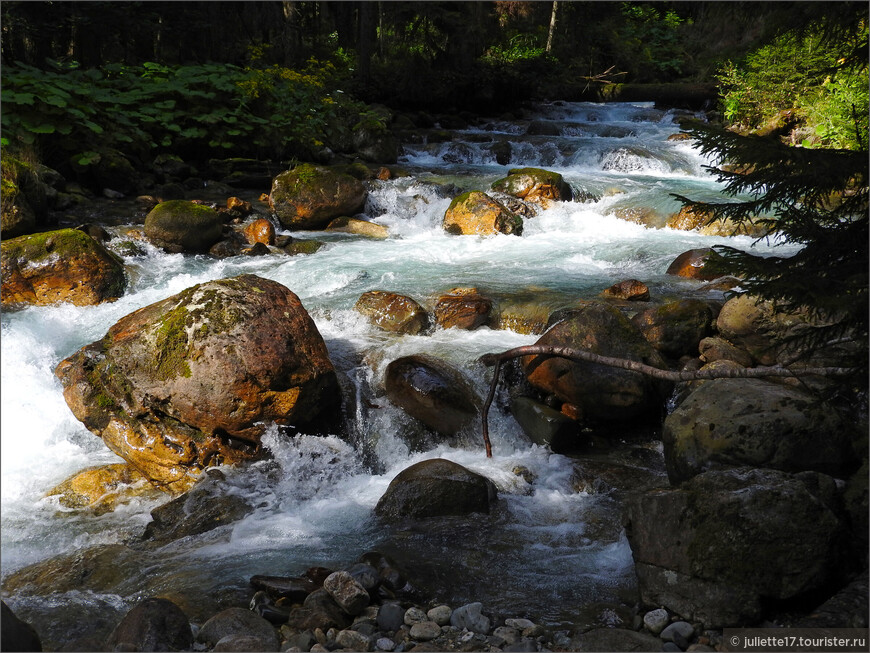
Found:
490,167 -> 573,205
326,217 -> 389,239
54,274 -> 341,492
227,196 -> 253,215
601,279 -> 650,301
1,228 -> 127,307
46,463 -> 158,514
442,191 -> 523,236
434,287 -> 492,330
354,291 -> 429,335
244,218 -> 276,246
665,248 -> 724,281
666,206 -> 712,231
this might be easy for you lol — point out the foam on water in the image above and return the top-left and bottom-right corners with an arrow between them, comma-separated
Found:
1,100 -> 805,623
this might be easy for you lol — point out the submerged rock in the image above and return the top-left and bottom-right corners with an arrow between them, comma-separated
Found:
46,463 -> 158,515
375,459 -> 498,520
1,228 -> 127,307
354,290 -> 430,335
442,191 -> 523,236
54,274 -> 341,492
522,301 -> 671,423
384,354 -> 480,437
270,164 -> 367,230
490,167 -> 572,205
144,200 -> 225,253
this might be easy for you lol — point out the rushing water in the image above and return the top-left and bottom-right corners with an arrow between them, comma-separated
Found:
1,102 -> 802,638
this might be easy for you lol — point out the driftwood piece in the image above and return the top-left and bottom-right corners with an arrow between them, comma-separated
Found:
478,344 -> 856,458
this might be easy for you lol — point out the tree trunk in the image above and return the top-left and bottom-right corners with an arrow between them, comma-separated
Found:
546,0 -> 559,53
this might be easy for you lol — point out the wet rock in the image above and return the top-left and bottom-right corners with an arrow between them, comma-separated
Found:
377,603 -> 405,632
663,378 -> 856,484
142,470 -> 254,543
449,602 -> 491,634
227,196 -> 253,215
1,601 -> 42,652
144,200 -> 225,253
624,467 -> 850,627
697,336 -> 753,367
326,217 -> 389,239
510,396 -> 578,452
665,248 -> 724,281
359,552 -> 407,592
283,239 -> 325,256
270,164 -> 367,230
323,571 -> 370,616
243,241 -> 271,256
375,459 -> 498,520
660,621 -> 694,647
354,291 -> 430,335
251,575 -> 320,603
208,230 -> 248,258
346,562 -> 381,596
104,597 -> 193,652
490,300 -> 551,335
433,288 -> 492,330
490,167 -> 572,205
1,228 -> 127,307
46,463 -> 157,515
442,191 -> 523,236
54,274 -> 341,492
287,589 -> 352,633
631,299 -> 715,358
522,301 -> 671,423
384,355 -> 480,437
198,608 -> 279,649
244,218 -> 276,245
601,279 -> 650,301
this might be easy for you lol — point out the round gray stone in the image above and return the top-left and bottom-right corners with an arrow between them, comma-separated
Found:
643,608 -> 670,634
409,621 -> 441,641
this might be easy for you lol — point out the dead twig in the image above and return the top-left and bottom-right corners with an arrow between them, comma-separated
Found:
478,344 -> 856,458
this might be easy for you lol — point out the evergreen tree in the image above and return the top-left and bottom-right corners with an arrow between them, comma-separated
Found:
673,121 -> 868,371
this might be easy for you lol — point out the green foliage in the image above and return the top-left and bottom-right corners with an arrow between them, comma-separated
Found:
0,56 -> 370,169
716,20 -> 869,149
481,33 -> 552,66
610,3 -> 690,81
674,121 -> 868,364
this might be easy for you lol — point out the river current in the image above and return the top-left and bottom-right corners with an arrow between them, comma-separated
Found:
0,102 -> 801,638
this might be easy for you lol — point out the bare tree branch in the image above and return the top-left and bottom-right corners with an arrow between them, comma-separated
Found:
478,344 -> 857,458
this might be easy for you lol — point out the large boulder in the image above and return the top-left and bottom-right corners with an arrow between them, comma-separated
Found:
522,302 -> 670,423
104,597 -> 193,652
354,291 -> 430,335
375,459 -> 498,520
442,191 -> 523,236
269,164 -> 366,230
385,355 -> 480,437
1,601 -> 42,653
665,248 -> 724,281
54,274 -> 341,492
46,463 -> 157,515
144,200 -> 225,253
663,378 -> 856,485
490,167 -> 572,205
1,228 -> 126,307
631,299 -> 716,359
624,467 -> 850,627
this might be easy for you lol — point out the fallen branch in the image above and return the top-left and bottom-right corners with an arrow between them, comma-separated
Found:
478,344 -> 856,458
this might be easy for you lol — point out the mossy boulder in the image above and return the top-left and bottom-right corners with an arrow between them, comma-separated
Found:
269,164 -> 367,230
490,167 -> 572,205
375,459 -> 498,520
54,274 -> 341,493
522,302 -> 670,423
442,191 -> 523,236
354,290 -> 430,335
624,467 -> 849,627
144,200 -> 225,253
385,355 -> 480,437
631,299 -> 716,358
1,153 -> 52,237
1,228 -> 127,307
663,378 -> 856,484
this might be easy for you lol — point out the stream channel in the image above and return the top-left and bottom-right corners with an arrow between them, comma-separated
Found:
0,101 -> 802,645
